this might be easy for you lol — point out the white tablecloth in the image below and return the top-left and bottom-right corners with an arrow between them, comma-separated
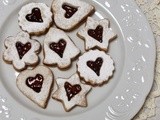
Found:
134,0 -> 160,119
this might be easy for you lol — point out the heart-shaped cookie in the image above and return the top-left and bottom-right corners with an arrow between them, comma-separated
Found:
52,0 -> 94,30
44,28 -> 80,69
26,7 -> 43,23
16,66 -> 54,108
77,50 -> 114,86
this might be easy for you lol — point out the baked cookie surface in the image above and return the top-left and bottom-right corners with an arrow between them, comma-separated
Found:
3,31 -> 41,71
78,17 -> 116,51
16,65 -> 54,108
52,73 -> 91,111
52,0 -> 94,30
18,3 -> 52,35
43,27 -> 80,69
77,50 -> 115,86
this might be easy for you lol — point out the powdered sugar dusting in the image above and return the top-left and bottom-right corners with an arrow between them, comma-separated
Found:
3,31 -> 40,71
44,28 -> 80,68
78,17 -> 116,51
52,0 -> 94,30
52,74 -> 91,111
77,50 -> 114,86
18,3 -> 52,35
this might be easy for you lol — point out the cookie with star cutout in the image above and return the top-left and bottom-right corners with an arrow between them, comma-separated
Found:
18,3 -> 53,35
3,31 -> 41,71
17,65 -> 54,108
77,17 -> 117,51
77,50 -> 115,86
52,0 -> 94,31
52,73 -> 91,111
43,27 -> 80,69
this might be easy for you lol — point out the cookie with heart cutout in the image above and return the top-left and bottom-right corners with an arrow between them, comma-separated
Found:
16,65 -> 54,108
18,3 -> 53,35
52,0 -> 94,31
77,49 -> 115,86
3,31 -> 41,71
77,17 -> 117,51
52,73 -> 91,112
43,27 -> 80,69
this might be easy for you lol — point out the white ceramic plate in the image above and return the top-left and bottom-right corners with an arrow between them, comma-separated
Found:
0,0 -> 155,120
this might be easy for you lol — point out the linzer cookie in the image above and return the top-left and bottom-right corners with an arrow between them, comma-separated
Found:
18,3 -> 52,35
52,0 -> 94,31
43,28 -> 80,69
3,31 -> 40,71
16,65 -> 54,108
52,73 -> 91,111
77,50 -> 114,86
77,17 -> 116,51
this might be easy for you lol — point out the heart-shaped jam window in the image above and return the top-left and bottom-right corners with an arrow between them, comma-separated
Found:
26,7 -> 43,23
62,4 -> 78,18
88,25 -> 103,43
87,57 -> 103,76
26,74 -> 44,93
49,39 -> 67,58
16,42 -> 31,59
64,82 -> 81,101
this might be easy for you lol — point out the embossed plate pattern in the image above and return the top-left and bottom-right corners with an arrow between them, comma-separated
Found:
0,0 -> 155,120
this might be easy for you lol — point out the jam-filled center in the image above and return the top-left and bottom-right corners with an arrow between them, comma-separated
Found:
88,25 -> 103,43
26,74 -> 44,93
62,4 -> 78,18
26,7 -> 43,22
87,57 -> 103,76
49,39 -> 67,58
16,42 -> 31,59
64,82 -> 81,101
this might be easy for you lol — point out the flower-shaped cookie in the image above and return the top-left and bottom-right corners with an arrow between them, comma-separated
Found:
78,17 -> 117,51
43,28 -> 80,69
52,73 -> 91,111
3,31 -> 41,71
77,50 -> 115,86
18,3 -> 53,35
52,0 -> 94,30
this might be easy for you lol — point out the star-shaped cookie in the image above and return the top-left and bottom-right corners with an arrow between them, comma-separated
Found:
52,73 -> 91,111
77,17 -> 117,51
3,31 -> 41,71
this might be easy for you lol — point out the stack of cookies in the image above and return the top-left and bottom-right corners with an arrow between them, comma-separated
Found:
3,0 -> 117,112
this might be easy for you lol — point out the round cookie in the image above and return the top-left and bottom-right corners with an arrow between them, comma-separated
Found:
18,3 -> 53,35
77,50 -> 114,86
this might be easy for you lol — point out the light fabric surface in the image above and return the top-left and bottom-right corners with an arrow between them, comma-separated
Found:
134,0 -> 160,119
